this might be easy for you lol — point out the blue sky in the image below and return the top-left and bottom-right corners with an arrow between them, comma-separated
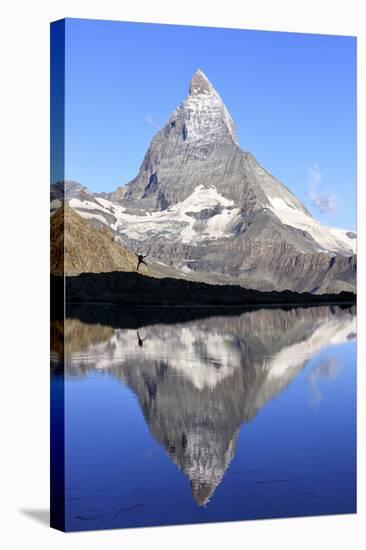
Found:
59,19 -> 356,230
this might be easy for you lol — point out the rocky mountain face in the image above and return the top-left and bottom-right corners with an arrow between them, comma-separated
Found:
51,69 -> 356,293
60,305 -> 356,505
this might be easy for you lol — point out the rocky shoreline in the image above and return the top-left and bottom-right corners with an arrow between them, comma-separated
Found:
51,272 -> 356,309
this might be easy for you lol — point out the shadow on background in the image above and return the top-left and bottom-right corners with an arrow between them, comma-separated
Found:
19,509 -> 50,527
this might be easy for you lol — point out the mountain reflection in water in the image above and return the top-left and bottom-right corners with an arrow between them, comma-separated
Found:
52,305 -> 356,510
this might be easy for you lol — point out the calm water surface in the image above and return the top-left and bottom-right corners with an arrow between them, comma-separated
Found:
51,305 -> 356,531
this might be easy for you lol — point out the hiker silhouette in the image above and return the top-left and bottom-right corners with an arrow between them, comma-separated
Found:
135,253 -> 148,272
137,331 -> 147,347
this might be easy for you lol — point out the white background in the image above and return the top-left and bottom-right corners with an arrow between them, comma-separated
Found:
0,0 -> 365,548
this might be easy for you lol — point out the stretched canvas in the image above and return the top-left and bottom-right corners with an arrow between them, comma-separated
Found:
50,18 -> 357,532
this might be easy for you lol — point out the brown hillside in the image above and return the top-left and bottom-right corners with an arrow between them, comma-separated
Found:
51,205 -> 148,276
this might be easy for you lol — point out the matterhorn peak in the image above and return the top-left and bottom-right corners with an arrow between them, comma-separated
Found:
65,67 -> 357,294
178,69 -> 238,146
189,69 -> 215,96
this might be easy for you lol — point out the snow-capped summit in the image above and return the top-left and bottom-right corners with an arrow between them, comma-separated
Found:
179,69 -> 238,145
189,69 -> 214,95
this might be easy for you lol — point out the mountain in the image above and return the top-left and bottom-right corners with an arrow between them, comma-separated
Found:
51,69 -> 356,293
51,204 -> 212,280
59,305 -> 356,505
50,205 -> 146,275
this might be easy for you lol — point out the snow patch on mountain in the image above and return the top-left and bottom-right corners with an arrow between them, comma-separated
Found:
89,185 -> 239,244
69,197 -> 111,214
328,227 -> 357,252
60,183 -> 356,256
52,177 -> 356,263
267,195 -> 356,254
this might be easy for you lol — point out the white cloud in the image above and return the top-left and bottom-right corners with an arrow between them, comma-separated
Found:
307,163 -> 339,214
307,356 -> 342,406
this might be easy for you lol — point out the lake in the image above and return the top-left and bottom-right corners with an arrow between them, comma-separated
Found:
51,304 -> 356,531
